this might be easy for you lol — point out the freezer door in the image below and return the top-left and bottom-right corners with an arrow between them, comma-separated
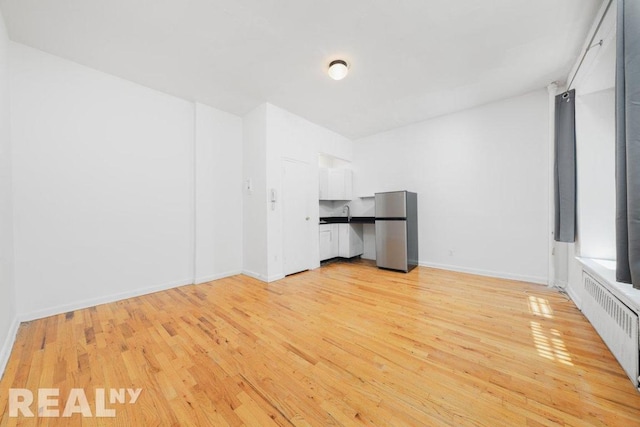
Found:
375,220 -> 408,271
375,191 -> 407,218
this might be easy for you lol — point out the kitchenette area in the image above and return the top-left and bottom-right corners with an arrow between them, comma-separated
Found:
317,155 -> 418,273
318,215 -> 373,262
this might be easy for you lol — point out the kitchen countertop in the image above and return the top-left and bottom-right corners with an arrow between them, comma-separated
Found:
319,216 -> 375,225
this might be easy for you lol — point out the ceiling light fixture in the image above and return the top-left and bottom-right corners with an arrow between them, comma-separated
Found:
328,60 -> 349,80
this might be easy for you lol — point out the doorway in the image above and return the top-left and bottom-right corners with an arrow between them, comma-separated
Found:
282,159 -> 312,276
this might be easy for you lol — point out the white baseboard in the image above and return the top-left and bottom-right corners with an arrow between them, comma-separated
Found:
195,270 -> 242,284
242,270 -> 268,282
267,274 -> 285,282
241,270 -> 285,283
419,261 -> 547,285
0,315 -> 20,380
19,277 -> 193,322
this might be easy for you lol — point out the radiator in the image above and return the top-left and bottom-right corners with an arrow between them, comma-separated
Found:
582,271 -> 639,387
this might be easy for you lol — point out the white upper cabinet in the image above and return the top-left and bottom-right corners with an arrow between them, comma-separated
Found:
319,168 -> 353,200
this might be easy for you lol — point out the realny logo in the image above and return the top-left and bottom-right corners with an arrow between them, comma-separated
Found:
9,388 -> 142,417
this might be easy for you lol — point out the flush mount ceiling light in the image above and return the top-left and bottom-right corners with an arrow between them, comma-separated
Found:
328,60 -> 349,80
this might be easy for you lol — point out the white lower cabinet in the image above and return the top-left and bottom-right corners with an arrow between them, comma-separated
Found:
319,224 -> 339,261
338,224 -> 364,258
319,223 -> 363,261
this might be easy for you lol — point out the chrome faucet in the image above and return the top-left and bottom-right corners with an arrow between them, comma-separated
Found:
343,205 -> 351,221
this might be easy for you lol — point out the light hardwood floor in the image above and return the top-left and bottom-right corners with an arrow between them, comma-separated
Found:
1,260 -> 640,426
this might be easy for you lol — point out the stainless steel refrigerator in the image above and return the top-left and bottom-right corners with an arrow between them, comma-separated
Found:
375,191 -> 418,272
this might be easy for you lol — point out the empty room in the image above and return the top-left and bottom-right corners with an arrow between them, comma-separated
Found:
1,0 -> 640,425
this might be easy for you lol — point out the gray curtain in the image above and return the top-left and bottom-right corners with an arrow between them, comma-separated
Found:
554,89 -> 576,243
616,0 -> 640,288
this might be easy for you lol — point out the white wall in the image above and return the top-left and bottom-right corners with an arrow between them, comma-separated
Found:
0,9 -> 17,375
242,103 -> 353,281
354,90 -> 549,284
265,104 -> 352,279
242,105 -> 269,280
11,43 -> 195,319
195,103 -> 243,283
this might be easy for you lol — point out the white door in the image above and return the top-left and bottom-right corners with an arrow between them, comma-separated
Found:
283,159 -> 312,275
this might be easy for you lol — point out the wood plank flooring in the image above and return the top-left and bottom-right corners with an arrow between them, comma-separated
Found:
1,260 -> 640,426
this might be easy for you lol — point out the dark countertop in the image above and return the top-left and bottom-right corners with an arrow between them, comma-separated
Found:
319,216 -> 375,225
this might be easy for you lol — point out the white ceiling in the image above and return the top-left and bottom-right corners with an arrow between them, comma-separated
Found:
0,0 -> 602,139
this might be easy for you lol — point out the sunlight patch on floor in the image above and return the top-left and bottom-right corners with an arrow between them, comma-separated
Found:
528,295 -> 554,318
530,321 -> 573,366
